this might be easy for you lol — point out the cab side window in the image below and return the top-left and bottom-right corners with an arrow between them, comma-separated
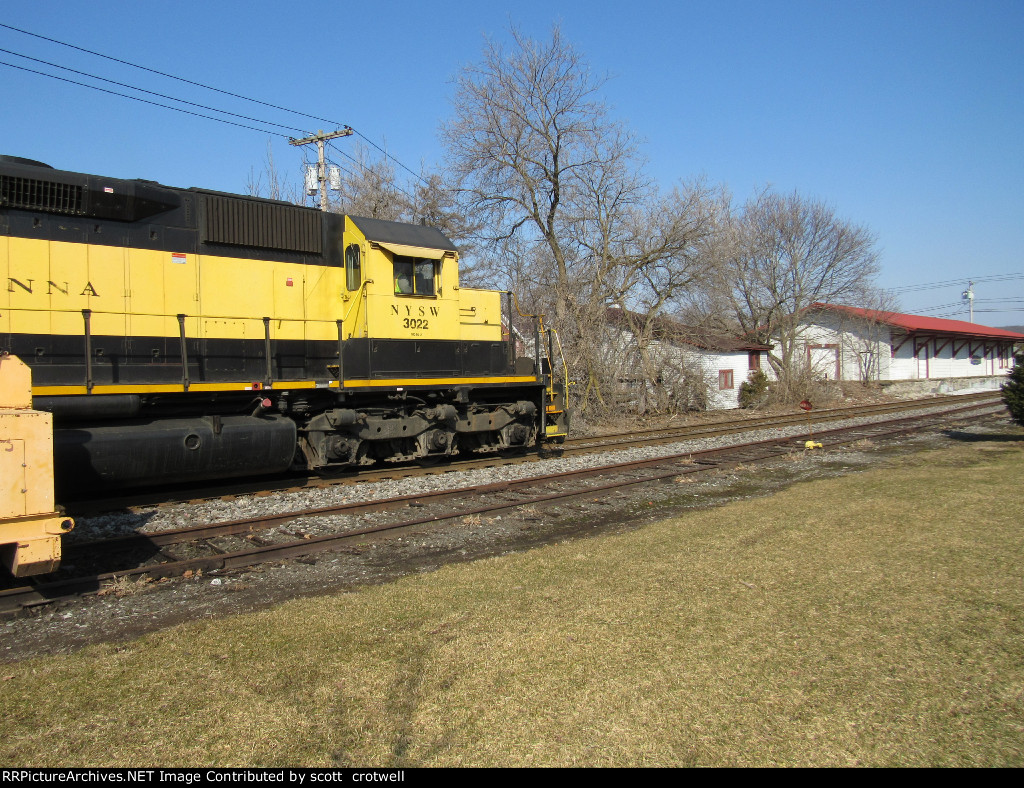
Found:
345,244 -> 361,291
393,256 -> 436,296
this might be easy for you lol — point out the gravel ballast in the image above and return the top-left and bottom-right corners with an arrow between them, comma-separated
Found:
2,402 -> 1013,663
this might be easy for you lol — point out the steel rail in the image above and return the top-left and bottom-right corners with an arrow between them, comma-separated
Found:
63,391 -> 1003,515
66,394 -> 1004,554
561,391 -> 1000,449
0,397 -> 1004,615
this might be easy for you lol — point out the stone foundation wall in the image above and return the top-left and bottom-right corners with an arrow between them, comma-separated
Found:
879,375 -> 1007,397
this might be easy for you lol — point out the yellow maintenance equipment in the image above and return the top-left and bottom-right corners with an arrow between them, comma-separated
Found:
0,353 -> 73,576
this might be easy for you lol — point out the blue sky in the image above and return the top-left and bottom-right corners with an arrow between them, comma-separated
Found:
2,0 -> 1022,325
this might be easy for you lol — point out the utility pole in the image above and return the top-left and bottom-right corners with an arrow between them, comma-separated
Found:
289,128 -> 353,211
962,280 -> 975,323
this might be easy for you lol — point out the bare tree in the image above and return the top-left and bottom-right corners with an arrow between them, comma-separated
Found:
443,26 -> 725,416
716,188 -> 880,383
329,144 -> 407,220
408,171 -> 483,267
246,142 -> 302,203
568,176 -> 718,308
442,25 -> 646,328
552,177 -> 721,409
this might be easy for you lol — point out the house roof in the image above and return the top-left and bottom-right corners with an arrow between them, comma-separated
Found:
808,303 -> 1024,341
605,307 -> 771,352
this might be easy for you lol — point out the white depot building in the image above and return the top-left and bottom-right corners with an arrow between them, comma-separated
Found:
795,303 -> 1023,387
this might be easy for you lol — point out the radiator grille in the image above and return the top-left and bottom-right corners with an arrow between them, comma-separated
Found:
0,176 -> 83,214
204,194 -> 322,254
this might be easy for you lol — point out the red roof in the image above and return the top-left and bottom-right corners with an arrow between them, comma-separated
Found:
809,303 -> 1024,340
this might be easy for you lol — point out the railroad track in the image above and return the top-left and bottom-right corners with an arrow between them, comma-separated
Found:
561,390 -> 1000,452
63,391 -> 1002,515
0,393 -> 1005,615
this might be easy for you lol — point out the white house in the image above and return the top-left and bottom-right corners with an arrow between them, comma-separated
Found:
794,303 -> 1023,385
604,307 -> 772,410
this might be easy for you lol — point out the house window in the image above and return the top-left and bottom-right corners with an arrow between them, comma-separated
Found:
719,369 -> 734,390
394,256 -> 436,296
748,351 -> 761,371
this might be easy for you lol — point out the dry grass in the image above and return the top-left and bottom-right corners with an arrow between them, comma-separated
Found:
2,436 -> 1023,767
96,575 -> 153,598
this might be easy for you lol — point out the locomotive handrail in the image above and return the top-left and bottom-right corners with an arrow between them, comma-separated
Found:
339,279 -> 371,337
82,309 -> 93,394
9,304 -> 357,394
549,326 -> 569,387
177,314 -> 191,391
509,291 -> 545,321
502,292 -> 569,433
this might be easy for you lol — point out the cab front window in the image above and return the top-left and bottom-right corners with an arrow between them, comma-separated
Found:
394,256 -> 436,296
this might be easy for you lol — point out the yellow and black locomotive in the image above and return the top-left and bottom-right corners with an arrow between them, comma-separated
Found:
0,155 -> 568,497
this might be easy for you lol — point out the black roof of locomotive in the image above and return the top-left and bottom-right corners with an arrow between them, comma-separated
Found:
0,156 -> 459,253
347,214 -> 458,253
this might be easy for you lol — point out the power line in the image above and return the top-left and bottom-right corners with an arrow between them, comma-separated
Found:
888,273 -> 1024,294
0,46 -> 310,136
917,301 -> 963,311
0,60 -> 288,137
327,140 -> 421,206
348,130 -> 430,186
0,21 -> 431,186
0,21 -> 339,128
916,302 -> 1024,319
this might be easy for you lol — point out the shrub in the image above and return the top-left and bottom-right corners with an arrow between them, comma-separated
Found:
738,370 -> 770,409
1001,352 -> 1024,427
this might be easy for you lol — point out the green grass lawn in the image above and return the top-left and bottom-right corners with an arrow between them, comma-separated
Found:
3,434 -> 1023,767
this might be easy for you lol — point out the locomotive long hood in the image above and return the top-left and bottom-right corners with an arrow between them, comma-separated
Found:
0,155 -> 182,223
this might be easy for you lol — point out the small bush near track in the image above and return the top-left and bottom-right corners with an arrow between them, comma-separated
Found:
1002,353 -> 1024,427
2,430 -> 1023,767
738,369 -> 770,408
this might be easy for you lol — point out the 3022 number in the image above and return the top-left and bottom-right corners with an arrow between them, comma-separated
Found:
402,318 -> 429,330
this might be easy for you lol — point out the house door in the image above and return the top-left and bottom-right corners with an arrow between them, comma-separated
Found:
808,345 -> 839,380
916,341 -> 930,379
